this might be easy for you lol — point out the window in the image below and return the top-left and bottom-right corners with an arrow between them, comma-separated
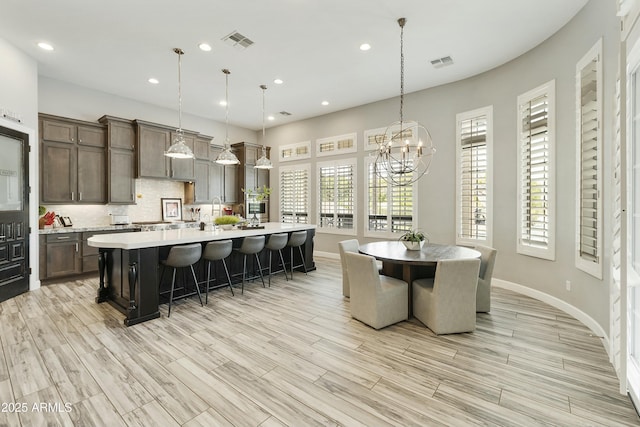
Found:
364,157 -> 416,237
456,106 -> 493,246
280,141 -> 310,162
316,132 -> 357,157
517,80 -> 556,260
576,39 -> 603,279
279,164 -> 310,223
317,159 -> 356,234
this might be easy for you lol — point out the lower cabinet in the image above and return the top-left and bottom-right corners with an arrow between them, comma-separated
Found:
40,229 -> 135,281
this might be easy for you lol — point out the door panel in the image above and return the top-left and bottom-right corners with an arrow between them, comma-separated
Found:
0,126 -> 29,301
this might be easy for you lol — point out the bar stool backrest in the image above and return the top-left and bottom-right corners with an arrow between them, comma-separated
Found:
203,240 -> 233,261
266,233 -> 288,251
166,243 -> 202,268
239,235 -> 266,254
287,230 -> 307,248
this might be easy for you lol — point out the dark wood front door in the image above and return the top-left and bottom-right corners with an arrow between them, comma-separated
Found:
0,125 -> 30,301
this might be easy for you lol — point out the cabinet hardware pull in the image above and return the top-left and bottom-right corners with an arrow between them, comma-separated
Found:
75,243 -> 79,252
79,192 -> 83,200
57,236 -> 70,240
71,192 -> 74,201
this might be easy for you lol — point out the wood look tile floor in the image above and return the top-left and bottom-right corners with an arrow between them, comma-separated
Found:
1,256 -> 638,426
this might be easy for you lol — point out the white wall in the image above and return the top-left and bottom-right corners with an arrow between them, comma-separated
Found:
262,0 -> 619,334
0,37 -> 40,290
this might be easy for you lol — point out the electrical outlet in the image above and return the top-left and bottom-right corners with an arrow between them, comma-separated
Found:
565,280 -> 571,291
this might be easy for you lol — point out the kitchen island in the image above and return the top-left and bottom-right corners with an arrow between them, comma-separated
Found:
88,223 -> 316,326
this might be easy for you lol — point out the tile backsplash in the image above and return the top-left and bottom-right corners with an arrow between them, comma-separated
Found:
41,178 -> 224,227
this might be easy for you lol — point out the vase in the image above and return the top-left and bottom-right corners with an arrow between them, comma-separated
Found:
220,224 -> 234,230
402,240 -> 425,251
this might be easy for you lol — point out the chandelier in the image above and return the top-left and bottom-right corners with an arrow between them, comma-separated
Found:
215,69 -> 240,165
254,84 -> 273,169
374,18 -> 435,186
165,48 -> 195,159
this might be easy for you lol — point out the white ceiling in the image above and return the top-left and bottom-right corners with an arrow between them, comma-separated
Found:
0,0 -> 588,130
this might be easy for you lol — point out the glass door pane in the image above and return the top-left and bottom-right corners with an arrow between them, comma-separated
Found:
0,134 -> 23,211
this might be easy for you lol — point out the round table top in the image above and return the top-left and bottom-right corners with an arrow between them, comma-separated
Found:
359,241 -> 481,264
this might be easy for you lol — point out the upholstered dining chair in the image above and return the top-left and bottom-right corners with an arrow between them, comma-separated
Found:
474,245 -> 497,313
344,252 -> 408,330
338,239 -> 359,298
412,258 -> 481,335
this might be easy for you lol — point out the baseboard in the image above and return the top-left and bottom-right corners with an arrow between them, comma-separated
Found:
493,278 -> 609,353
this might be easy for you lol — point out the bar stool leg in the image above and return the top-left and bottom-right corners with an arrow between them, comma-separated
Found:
205,260 -> 211,305
279,249 -> 289,281
221,259 -> 234,296
254,254 -> 265,288
242,254 -> 247,294
190,265 -> 203,306
268,251 -> 273,287
298,246 -> 308,274
168,268 -> 176,317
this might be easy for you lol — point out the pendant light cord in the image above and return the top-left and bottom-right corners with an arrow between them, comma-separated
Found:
174,48 -> 184,133
223,69 -> 231,147
261,84 -> 267,153
398,18 -> 405,125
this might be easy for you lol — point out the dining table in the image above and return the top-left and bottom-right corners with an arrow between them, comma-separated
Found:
359,241 -> 481,315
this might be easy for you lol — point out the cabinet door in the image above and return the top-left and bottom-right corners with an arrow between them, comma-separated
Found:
209,162 -> 224,201
170,132 -> 195,180
41,120 -> 76,144
223,165 -> 237,203
194,137 -> 210,160
77,146 -> 106,203
244,165 -> 257,196
45,236 -> 81,278
257,167 -> 269,189
41,141 -> 76,203
109,149 -> 135,204
109,122 -> 135,150
193,161 -> 210,203
138,126 -> 169,178
77,125 -> 105,147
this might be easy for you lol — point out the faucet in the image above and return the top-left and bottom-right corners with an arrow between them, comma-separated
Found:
211,196 -> 223,221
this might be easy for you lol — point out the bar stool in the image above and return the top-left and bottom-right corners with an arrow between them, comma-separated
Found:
202,240 -> 234,304
287,230 -> 308,279
264,233 -> 289,286
159,243 -> 203,317
235,235 -> 266,294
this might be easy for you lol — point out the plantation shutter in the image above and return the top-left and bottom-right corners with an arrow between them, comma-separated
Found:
366,160 -> 413,233
319,162 -> 355,230
460,116 -> 488,240
520,94 -> 550,248
579,54 -> 600,263
280,167 -> 309,223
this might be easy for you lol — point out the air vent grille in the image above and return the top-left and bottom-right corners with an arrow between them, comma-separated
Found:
430,56 -> 454,68
222,31 -> 254,49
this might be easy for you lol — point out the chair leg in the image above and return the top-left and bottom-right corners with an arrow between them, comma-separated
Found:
190,265 -> 203,306
205,261 -> 211,305
254,254 -> 265,288
168,268 -> 176,317
242,254 -> 247,294
268,250 -> 273,287
278,249 -> 289,281
297,246 -> 308,274
221,259 -> 234,296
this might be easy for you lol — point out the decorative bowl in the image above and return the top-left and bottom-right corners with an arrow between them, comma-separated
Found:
402,240 -> 425,251
220,224 -> 234,230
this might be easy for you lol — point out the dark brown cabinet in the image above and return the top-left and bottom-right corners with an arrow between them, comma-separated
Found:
40,233 -> 81,279
99,116 -> 136,204
232,142 -> 270,220
40,114 -> 106,204
135,120 -> 195,181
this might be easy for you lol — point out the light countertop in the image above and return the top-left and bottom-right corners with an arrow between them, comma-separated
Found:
87,222 -> 316,250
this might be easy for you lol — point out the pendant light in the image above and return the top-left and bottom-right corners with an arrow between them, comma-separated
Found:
215,69 -> 240,165
165,48 -> 195,159
373,18 -> 435,186
254,84 -> 273,170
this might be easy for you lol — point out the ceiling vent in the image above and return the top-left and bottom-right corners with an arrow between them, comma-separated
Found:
221,31 -> 254,49
430,56 -> 454,68
279,111 -> 292,116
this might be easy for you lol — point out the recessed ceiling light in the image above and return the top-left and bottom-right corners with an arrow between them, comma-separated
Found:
273,78 -> 283,85
321,101 -> 329,106
37,42 -> 54,51
198,43 -> 212,52
359,43 -> 371,51
267,115 -> 275,121
219,100 -> 227,106
148,78 -> 159,84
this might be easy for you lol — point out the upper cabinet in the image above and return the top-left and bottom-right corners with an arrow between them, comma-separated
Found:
232,142 -> 271,201
40,114 -> 106,204
99,116 -> 136,204
135,120 -> 195,181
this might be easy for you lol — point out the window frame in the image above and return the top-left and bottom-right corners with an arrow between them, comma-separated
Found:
363,156 -> 418,239
316,158 -> 357,235
455,105 -> 493,247
575,39 -> 603,279
278,163 -> 310,224
516,80 -> 556,260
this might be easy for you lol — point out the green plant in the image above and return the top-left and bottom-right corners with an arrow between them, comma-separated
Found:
39,205 -> 46,216
242,185 -> 272,202
399,229 -> 427,242
214,215 -> 240,225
